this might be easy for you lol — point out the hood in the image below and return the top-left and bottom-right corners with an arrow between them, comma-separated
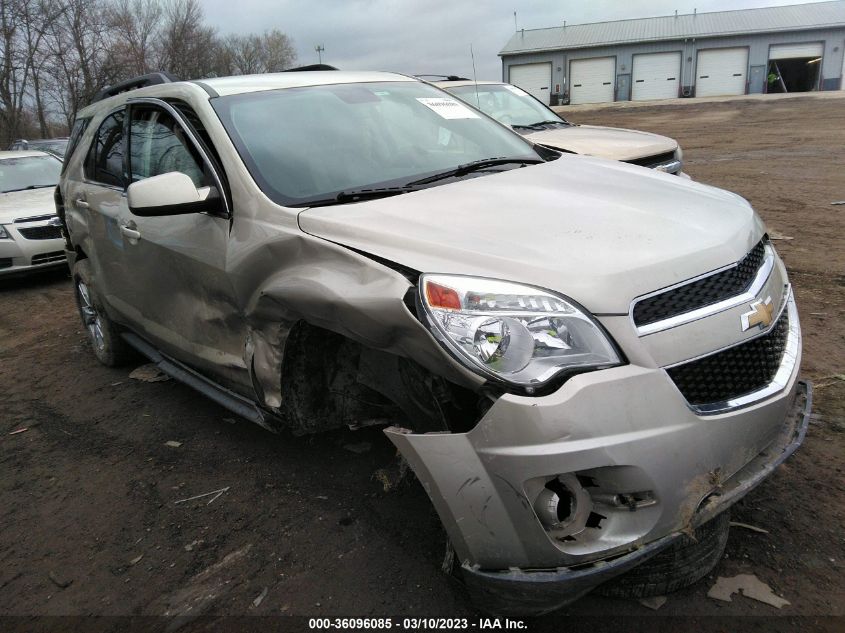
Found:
523,124 -> 678,162
298,156 -> 764,314
0,187 -> 56,223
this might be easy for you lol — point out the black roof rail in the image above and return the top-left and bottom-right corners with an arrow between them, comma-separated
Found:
414,74 -> 470,81
91,71 -> 180,103
282,64 -> 339,72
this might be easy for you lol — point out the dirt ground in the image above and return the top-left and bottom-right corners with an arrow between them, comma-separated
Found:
2,94 -> 844,632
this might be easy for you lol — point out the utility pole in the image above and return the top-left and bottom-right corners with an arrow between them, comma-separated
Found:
315,45 -> 325,64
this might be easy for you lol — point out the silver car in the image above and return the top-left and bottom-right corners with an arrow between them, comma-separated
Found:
7,137 -> 70,158
0,151 -> 67,276
57,70 -> 809,615
432,78 -> 685,176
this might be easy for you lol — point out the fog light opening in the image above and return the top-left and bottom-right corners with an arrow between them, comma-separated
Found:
530,473 -> 594,537
534,474 -> 587,531
544,479 -> 575,525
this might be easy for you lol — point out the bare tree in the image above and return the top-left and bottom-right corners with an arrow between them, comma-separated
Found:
1,0 -> 42,143
25,1 -> 69,136
218,29 -> 296,76
219,33 -> 262,75
157,0 -> 217,79
42,0 -> 118,128
260,29 -> 296,72
0,0 -> 297,141
0,0 -> 27,143
106,0 -> 162,76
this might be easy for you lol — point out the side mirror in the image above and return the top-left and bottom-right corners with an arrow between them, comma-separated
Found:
127,172 -> 220,216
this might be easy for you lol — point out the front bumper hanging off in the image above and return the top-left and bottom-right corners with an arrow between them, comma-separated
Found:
386,378 -> 811,616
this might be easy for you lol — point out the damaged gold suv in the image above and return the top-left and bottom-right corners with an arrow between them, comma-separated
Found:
57,70 -> 810,615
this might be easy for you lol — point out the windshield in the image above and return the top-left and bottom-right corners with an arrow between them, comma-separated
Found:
28,139 -> 68,157
0,155 -> 62,193
445,84 -> 568,128
212,81 -> 541,206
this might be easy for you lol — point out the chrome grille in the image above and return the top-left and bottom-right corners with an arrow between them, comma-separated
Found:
31,251 -> 66,265
14,214 -> 54,223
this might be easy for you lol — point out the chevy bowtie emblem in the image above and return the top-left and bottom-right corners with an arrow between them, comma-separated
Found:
741,296 -> 774,332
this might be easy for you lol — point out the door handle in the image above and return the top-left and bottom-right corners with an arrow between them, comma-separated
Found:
75,198 -> 89,208
120,222 -> 141,241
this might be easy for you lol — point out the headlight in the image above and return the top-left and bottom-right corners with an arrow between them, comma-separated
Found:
419,274 -> 621,392
0,225 -> 10,240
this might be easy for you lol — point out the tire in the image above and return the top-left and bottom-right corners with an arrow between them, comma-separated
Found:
72,259 -> 135,367
594,511 -> 731,599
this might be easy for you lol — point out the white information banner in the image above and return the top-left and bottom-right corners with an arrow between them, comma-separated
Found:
416,97 -> 479,119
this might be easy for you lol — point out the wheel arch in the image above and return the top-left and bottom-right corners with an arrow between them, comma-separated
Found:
238,237 -> 489,435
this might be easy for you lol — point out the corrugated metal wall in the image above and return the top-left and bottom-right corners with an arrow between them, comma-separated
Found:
501,27 -> 845,102
500,1 -> 845,53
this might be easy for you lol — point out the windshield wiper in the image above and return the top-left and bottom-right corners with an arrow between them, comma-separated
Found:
2,184 -> 56,193
336,186 -> 418,202
513,120 -> 567,130
406,157 -> 543,186
303,186 -> 419,208
300,158 -> 545,207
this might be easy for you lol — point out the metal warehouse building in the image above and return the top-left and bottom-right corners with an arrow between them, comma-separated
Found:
499,0 -> 845,105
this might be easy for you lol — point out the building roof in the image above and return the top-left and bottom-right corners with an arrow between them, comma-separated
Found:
500,0 -> 845,55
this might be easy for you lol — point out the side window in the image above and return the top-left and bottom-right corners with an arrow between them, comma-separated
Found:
62,117 -> 90,174
85,111 -> 126,187
128,107 -> 208,188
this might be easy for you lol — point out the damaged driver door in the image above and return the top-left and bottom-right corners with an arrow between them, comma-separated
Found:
121,100 -> 251,394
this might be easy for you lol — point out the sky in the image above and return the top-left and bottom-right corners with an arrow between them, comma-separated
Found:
201,0 -> 826,79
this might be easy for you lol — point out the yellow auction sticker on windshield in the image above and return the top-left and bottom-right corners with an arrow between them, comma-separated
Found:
416,98 -> 480,119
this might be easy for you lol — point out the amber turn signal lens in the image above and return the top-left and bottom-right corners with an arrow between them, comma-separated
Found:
425,280 -> 461,310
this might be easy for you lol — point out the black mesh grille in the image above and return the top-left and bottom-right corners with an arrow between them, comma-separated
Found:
633,241 -> 767,327
667,308 -> 789,406
0,258 -> 12,269
625,151 -> 676,168
18,225 -> 62,240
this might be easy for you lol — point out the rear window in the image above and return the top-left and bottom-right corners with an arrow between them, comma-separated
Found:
85,111 -> 126,188
62,119 -> 90,173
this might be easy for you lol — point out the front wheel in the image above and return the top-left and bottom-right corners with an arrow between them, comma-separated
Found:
72,259 -> 135,367
594,511 -> 731,599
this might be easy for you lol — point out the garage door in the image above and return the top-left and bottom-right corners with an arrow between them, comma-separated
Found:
769,42 -> 823,60
508,63 -> 552,104
632,52 -> 681,101
696,48 -> 748,97
570,57 -> 615,104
